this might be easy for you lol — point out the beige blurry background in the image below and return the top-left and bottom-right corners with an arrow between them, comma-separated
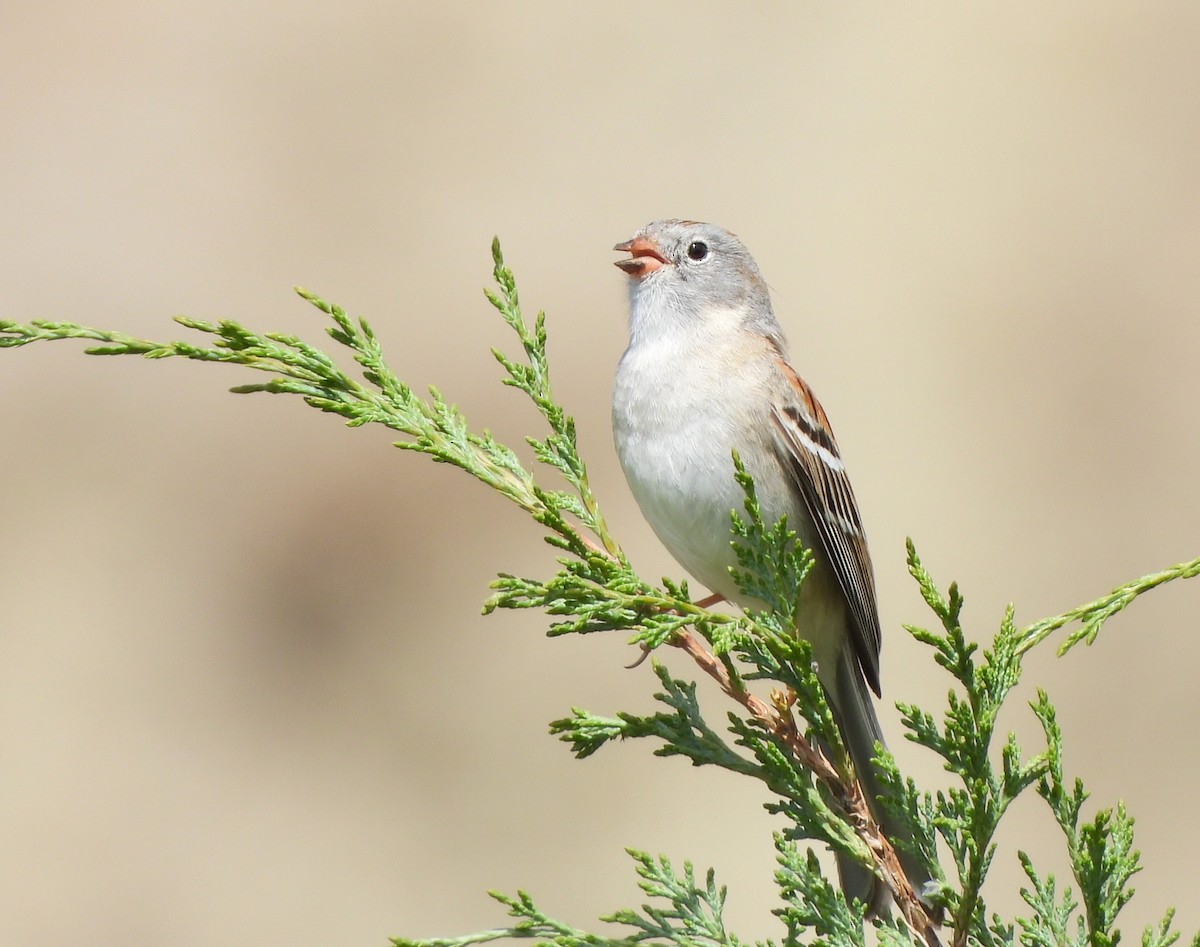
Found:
1,3 -> 1198,943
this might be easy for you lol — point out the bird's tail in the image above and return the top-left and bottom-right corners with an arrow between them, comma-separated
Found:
828,647 -> 934,919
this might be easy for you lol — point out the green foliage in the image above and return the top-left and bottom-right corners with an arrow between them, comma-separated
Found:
3,240 -> 1199,947
550,661 -> 760,778
389,851 -> 741,947
728,453 -> 816,633
773,839 -> 870,946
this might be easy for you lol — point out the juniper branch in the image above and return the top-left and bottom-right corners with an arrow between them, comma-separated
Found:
3,238 -> 1198,947
1017,557 -> 1200,657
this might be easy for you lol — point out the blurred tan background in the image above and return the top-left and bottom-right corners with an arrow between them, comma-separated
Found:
2,2 -> 1198,943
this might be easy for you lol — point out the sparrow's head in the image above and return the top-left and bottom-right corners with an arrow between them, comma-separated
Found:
614,219 -> 778,343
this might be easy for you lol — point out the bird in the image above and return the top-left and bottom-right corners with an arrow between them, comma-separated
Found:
610,218 -> 925,915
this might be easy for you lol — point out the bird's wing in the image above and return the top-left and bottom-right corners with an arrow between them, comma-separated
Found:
768,355 -> 882,695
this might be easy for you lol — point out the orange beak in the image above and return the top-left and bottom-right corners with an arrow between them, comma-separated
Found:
613,236 -> 668,278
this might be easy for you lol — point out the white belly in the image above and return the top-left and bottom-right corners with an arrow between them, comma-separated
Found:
612,337 -> 797,601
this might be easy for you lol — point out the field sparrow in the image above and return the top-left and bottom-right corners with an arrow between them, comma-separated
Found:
611,219 -> 922,914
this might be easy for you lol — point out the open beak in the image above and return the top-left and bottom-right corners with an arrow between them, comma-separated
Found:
613,236 -> 668,278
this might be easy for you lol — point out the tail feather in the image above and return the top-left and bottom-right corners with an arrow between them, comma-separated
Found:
829,647 -> 932,917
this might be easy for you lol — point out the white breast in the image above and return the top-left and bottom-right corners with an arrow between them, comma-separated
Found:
612,332 -> 801,603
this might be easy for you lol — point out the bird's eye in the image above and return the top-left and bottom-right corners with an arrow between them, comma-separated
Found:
686,241 -> 709,262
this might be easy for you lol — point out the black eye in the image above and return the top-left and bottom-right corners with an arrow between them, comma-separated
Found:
686,241 -> 709,261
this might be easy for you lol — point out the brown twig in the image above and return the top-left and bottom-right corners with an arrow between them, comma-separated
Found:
693,591 -> 727,609
670,629 -> 943,947
573,526 -> 941,942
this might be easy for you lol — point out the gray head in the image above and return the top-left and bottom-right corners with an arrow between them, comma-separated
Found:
613,219 -> 782,346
